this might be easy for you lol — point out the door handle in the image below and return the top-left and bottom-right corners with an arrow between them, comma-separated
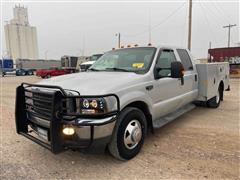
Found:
179,77 -> 184,85
195,74 -> 197,81
146,85 -> 153,91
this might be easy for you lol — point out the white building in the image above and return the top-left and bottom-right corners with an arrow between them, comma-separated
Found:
4,5 -> 39,60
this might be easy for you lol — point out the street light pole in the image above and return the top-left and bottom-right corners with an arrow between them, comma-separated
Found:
116,33 -> 121,48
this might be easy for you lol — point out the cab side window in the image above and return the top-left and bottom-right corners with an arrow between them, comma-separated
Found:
156,50 -> 176,77
176,49 -> 193,70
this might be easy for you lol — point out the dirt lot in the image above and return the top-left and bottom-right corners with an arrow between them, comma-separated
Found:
0,76 -> 239,179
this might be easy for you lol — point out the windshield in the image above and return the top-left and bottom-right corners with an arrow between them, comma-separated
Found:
89,47 -> 156,73
90,54 -> 103,61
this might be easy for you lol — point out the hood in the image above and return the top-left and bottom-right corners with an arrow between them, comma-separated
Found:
37,72 -> 145,95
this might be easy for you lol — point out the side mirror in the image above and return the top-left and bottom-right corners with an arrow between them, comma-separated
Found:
171,61 -> 184,78
154,66 -> 161,79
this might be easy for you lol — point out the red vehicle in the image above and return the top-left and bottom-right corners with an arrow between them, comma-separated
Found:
208,47 -> 240,63
208,47 -> 240,75
36,67 -> 70,78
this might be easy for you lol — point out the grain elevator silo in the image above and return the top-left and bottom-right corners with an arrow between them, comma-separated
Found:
4,5 -> 39,60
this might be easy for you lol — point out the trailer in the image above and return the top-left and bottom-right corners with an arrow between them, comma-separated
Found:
0,59 -> 14,76
15,59 -> 61,70
208,47 -> 240,77
61,56 -> 89,72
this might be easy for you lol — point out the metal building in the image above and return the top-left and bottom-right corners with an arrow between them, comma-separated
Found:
4,5 -> 39,60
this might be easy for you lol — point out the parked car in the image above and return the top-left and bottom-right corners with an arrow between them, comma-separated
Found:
15,46 -> 230,160
36,67 -> 70,78
16,68 -> 35,76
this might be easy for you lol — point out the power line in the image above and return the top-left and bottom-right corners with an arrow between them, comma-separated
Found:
199,2 -> 230,45
199,2 -> 218,44
122,2 -> 186,38
200,2 -> 224,27
213,1 -> 235,24
211,1 -> 230,24
151,2 -> 186,31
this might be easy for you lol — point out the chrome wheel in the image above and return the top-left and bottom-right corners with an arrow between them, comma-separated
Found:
124,119 -> 142,150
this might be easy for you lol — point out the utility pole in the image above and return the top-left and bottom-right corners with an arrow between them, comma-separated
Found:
209,41 -> 212,49
82,36 -> 85,56
187,0 -> 192,50
223,24 -> 237,47
116,33 -> 121,48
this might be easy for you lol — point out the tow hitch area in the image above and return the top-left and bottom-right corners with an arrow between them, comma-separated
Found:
15,83 -> 119,153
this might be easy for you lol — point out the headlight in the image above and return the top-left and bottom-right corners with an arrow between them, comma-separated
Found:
81,98 -> 107,114
82,99 -> 90,108
63,95 -> 118,116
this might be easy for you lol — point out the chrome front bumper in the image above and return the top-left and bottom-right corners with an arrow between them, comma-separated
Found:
75,116 -> 117,139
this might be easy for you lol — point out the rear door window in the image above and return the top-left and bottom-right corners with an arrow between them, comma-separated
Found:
176,49 -> 193,70
156,49 -> 176,77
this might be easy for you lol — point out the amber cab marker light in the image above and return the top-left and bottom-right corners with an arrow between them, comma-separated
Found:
134,44 -> 138,47
127,45 -> 131,48
121,45 -> 124,48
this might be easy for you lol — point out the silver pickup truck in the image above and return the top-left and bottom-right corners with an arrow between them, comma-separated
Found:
15,46 -> 230,160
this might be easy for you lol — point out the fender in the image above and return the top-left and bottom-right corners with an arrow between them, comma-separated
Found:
118,90 -> 153,115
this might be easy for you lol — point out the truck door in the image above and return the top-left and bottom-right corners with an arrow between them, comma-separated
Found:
175,49 -> 198,106
151,49 -> 184,119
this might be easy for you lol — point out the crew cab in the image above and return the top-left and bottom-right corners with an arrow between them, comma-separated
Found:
15,46 -> 230,160
36,67 -> 70,78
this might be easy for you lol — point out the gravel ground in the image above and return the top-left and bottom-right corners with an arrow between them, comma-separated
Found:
0,76 -> 239,179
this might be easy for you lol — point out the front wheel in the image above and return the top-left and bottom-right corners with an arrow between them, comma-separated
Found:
46,74 -> 51,78
108,107 -> 147,160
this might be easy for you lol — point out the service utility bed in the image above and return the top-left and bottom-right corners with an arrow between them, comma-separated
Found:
196,62 -> 230,101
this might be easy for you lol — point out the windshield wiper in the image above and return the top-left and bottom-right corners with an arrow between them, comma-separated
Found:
105,67 -> 132,72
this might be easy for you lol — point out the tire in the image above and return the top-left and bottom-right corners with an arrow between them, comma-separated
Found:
108,107 -> 147,160
207,86 -> 222,108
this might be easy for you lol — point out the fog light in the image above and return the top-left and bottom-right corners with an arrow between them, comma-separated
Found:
63,127 -> 75,135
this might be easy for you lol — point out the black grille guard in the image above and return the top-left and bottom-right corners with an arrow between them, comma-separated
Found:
15,83 -> 120,153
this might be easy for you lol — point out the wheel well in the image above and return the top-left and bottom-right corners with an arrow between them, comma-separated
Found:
124,101 -> 153,133
219,81 -> 224,90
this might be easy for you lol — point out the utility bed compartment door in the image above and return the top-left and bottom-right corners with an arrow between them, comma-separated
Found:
196,62 -> 229,101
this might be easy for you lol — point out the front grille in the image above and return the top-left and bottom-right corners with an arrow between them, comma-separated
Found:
25,90 -> 54,125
